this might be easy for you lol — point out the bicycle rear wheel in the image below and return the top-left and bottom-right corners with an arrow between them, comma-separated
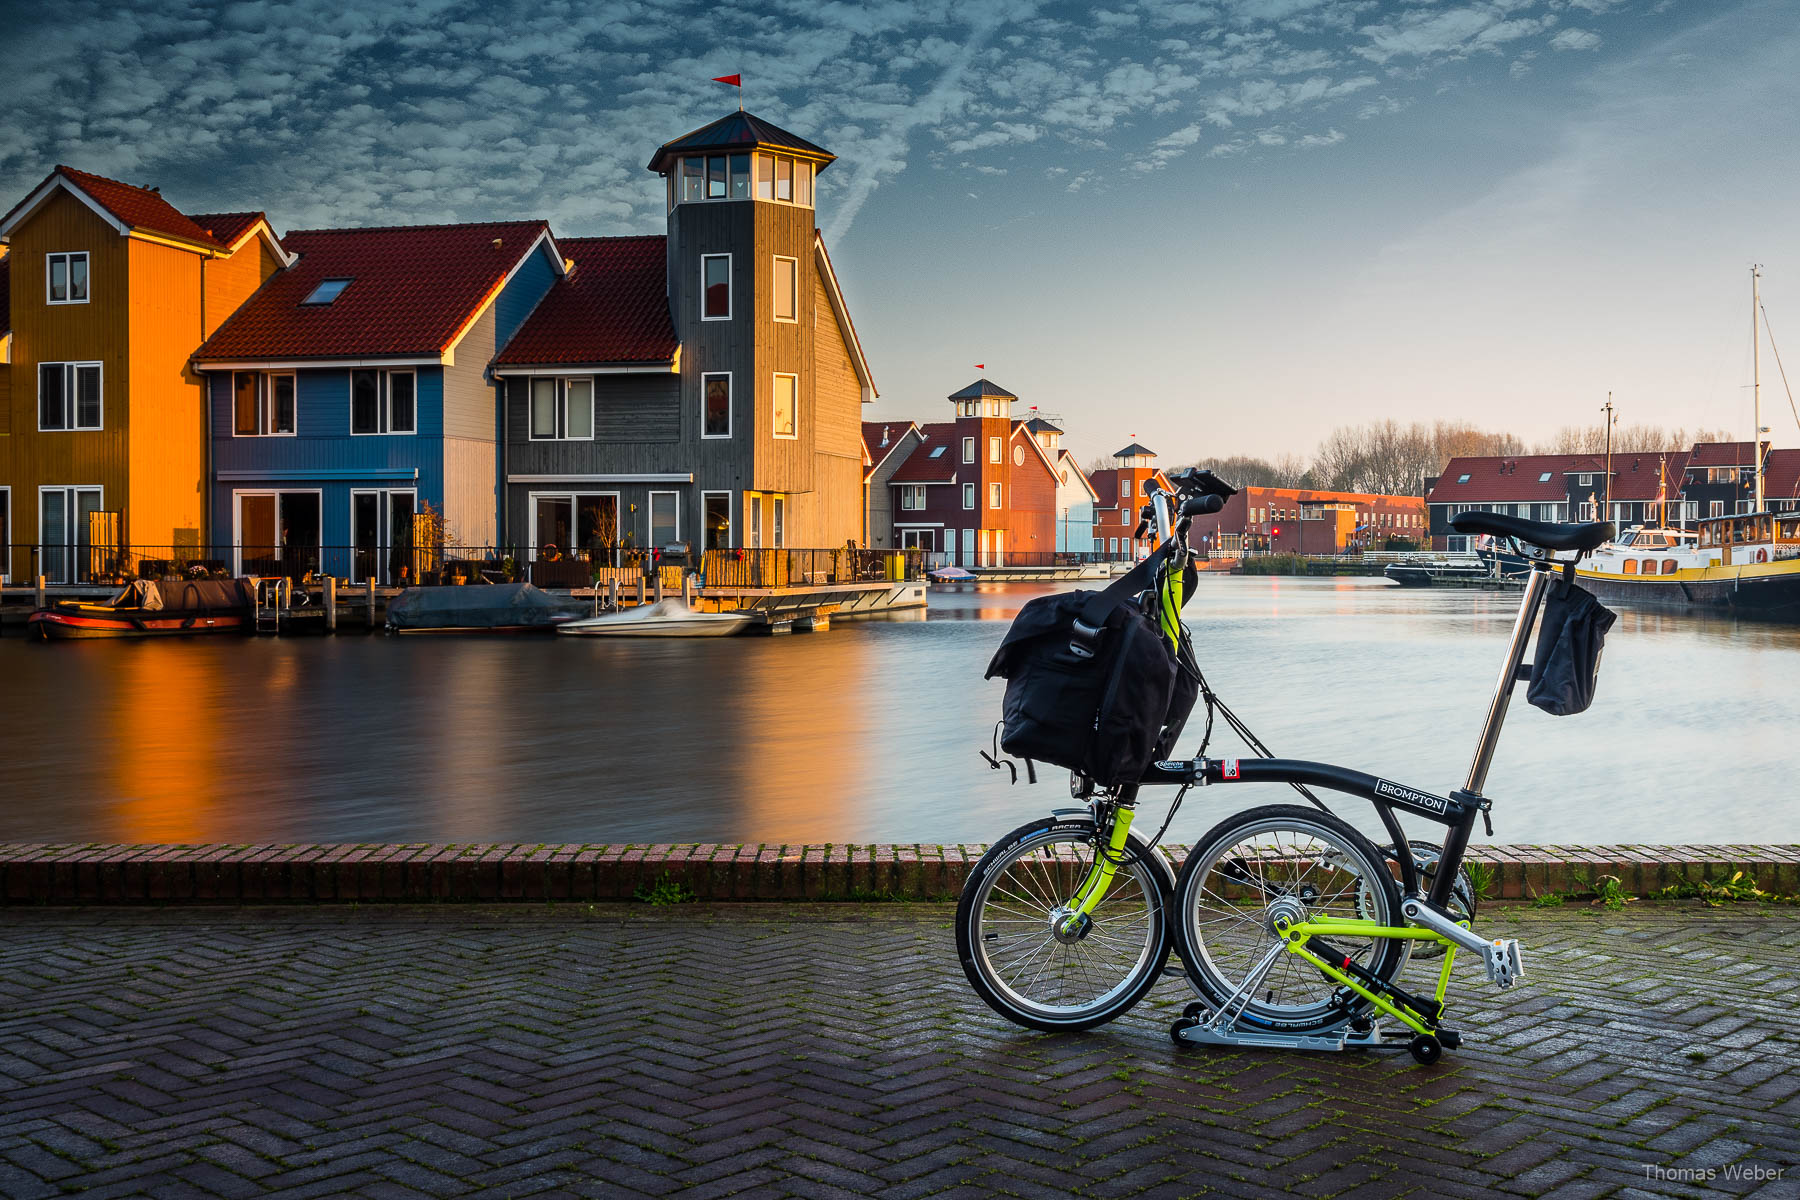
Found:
1171,804 -> 1404,1034
957,815 -> 1173,1032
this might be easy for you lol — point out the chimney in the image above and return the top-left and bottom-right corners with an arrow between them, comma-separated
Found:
492,237 -> 503,250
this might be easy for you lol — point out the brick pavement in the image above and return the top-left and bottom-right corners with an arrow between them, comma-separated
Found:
0,904 -> 1796,1199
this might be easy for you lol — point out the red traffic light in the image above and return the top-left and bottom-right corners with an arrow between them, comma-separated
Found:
1271,526 -> 1281,537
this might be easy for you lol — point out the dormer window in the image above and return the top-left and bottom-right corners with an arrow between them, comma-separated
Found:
303,278 -> 351,305
47,252 -> 89,305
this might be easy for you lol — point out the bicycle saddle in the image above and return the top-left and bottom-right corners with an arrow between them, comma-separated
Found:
1450,511 -> 1615,552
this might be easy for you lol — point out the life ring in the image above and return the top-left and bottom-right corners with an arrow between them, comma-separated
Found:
1756,548 -> 1768,563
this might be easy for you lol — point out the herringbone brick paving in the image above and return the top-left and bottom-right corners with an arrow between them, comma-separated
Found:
0,905 -> 1795,1199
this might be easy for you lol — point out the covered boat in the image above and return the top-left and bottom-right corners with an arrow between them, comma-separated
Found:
556,599 -> 752,637
1577,515 -> 1800,622
28,578 -> 254,640
385,582 -> 588,633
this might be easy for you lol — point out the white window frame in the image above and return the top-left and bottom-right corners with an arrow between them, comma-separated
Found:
349,487 -> 418,585
700,253 -> 732,322
1119,479 -> 1130,498
899,484 -> 926,511
961,436 -> 974,463
988,436 -> 1002,463
231,488 -> 323,577
38,484 -> 105,584
772,495 -> 785,548
37,361 -> 104,432
700,371 -> 732,440
962,483 -> 975,510
231,371 -> 298,438
349,369 -> 418,436
46,251 -> 90,306
989,482 -> 1003,509
527,376 -> 595,442
748,495 -> 763,548
648,489 -> 681,548
701,489 -> 734,550
528,490 -> 623,563
772,255 -> 799,323
772,372 -> 798,440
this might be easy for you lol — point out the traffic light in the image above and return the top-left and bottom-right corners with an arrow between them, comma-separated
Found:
1271,525 -> 1281,539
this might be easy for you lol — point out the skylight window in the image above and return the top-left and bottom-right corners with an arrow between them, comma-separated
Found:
1457,473 -> 1470,484
1538,471 -> 1552,482
302,278 -> 351,305
930,446 -> 947,457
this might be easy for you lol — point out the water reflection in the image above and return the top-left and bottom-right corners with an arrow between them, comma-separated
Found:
3,574 -> 1797,845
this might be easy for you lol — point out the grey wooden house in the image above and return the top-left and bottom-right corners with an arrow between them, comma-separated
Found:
491,112 -> 876,562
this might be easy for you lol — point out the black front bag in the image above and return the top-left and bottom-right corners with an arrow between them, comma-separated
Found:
984,552 -> 1198,787
1527,574 -> 1616,716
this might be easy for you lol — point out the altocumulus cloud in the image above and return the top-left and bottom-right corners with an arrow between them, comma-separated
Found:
0,0 -> 1645,239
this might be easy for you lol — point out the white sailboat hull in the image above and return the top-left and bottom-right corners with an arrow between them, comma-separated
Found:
555,600 -> 753,638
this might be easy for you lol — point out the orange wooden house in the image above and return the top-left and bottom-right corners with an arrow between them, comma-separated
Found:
0,167 -> 289,581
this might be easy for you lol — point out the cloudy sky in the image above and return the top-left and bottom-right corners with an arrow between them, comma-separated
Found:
4,0 -> 1798,465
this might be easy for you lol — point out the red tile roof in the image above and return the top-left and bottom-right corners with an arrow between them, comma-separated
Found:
861,420 -> 918,469
1432,451 -> 1700,505
5,166 -> 227,249
889,422 -> 962,483
1686,440 -> 1760,468
493,235 -> 675,366
1764,449 -> 1800,500
196,221 -> 551,361
1604,452 -> 1691,502
189,211 -> 271,250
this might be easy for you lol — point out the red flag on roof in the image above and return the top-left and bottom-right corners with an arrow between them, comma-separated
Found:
712,74 -> 741,86
975,363 -> 985,370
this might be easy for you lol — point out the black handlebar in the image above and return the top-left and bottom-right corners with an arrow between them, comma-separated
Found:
1181,494 -> 1225,517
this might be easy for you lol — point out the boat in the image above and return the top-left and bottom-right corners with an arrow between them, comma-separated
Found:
1576,267 -> 1800,622
386,582 -> 587,633
1578,514 -> 1800,621
1383,556 -> 1492,587
928,566 -> 976,582
555,598 -> 753,637
28,578 -> 254,640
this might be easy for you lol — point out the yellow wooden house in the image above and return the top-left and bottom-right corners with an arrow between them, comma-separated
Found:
0,167 -> 289,581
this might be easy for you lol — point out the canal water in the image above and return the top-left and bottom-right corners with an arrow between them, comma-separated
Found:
3,577 -> 1796,846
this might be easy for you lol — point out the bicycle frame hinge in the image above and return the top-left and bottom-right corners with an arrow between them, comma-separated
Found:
1451,789 -> 1493,837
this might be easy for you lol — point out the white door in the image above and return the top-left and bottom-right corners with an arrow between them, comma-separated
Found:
994,529 -> 1005,567
961,528 -> 974,567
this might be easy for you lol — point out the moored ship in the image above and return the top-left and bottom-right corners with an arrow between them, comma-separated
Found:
1577,514 -> 1800,621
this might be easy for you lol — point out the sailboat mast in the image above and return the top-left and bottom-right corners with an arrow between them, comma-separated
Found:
1754,264 -> 1764,514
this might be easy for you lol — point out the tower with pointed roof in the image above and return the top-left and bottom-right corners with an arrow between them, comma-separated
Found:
1090,442 -> 1169,560
641,110 -> 871,549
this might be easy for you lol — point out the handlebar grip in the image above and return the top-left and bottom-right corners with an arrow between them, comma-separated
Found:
1181,494 -> 1225,517
1133,519 -> 1149,540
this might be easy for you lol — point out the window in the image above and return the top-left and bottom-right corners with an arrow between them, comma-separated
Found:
1013,444 -> 1025,466
1538,472 -> 1553,482
38,362 -> 102,431
929,446 -> 946,458
1710,501 -> 1724,518
528,377 -> 594,440
755,155 -> 814,206
988,437 -> 1001,463
772,496 -> 785,547
989,482 -> 1002,509
961,437 -> 974,463
232,372 -> 296,436
234,491 -> 321,577
1456,473 -> 1471,484
1120,480 -> 1130,498
38,486 -> 103,583
702,491 -> 732,550
962,483 -> 975,509
773,256 -> 798,322
351,370 -> 416,434
707,155 -> 727,199
351,488 -> 415,584
1578,473 -> 1594,486
649,490 -> 680,547
46,252 -> 89,305
702,373 -> 731,438
772,373 -> 797,439
302,278 -> 351,305
1121,509 -> 1131,524
701,254 -> 731,320
682,157 -> 704,203
899,485 -> 926,511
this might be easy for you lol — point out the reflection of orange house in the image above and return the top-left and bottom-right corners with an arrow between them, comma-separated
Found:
0,167 -> 288,581
1089,443 -> 1171,561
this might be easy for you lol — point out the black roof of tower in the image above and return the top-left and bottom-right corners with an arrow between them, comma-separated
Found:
947,378 -> 1017,401
1114,442 -> 1156,458
649,111 -> 835,174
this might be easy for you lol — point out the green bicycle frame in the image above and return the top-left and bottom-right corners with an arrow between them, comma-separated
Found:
1061,555 -> 1186,925
1281,916 -> 1463,1034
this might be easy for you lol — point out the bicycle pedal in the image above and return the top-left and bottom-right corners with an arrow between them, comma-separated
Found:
1483,938 -> 1525,989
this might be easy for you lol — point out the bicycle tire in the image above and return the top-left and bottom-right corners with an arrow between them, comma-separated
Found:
1171,804 -> 1405,1034
956,815 -> 1174,1032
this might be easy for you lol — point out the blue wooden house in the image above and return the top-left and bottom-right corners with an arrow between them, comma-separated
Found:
193,221 -> 564,580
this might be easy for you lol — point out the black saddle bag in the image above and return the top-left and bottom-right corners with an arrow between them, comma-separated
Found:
1527,574 -> 1616,716
985,550 -> 1198,786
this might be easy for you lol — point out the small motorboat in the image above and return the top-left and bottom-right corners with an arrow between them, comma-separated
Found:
556,598 -> 753,637
28,578 -> 254,640
386,582 -> 587,633
928,566 -> 976,583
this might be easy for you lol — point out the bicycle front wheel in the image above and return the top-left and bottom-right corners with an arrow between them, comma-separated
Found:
956,815 -> 1173,1032
1171,804 -> 1405,1034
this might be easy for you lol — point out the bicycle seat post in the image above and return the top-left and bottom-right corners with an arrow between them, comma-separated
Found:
1463,558 -> 1554,796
